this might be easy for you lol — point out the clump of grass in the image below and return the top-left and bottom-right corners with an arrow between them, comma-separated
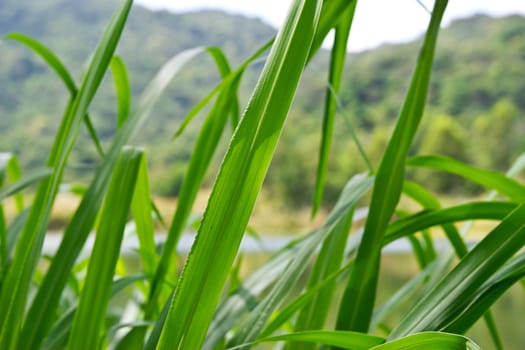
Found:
1,0 -> 524,349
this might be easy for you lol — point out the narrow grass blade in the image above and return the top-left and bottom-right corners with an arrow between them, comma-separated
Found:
389,200 -> 525,339
0,2 -> 132,347
5,32 -> 105,156
131,154 -> 158,277
156,2 -> 323,347
408,155 -> 525,201
259,331 -> 384,350
67,147 -> 143,349
0,168 -> 52,203
312,1 -> 356,216
0,153 -> 24,212
372,332 -> 479,350
20,46 -> 202,349
110,55 -> 131,129
336,0 -> 448,332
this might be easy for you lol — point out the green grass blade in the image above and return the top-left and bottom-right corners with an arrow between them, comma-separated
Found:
0,1 -> 132,347
389,200 -> 525,339
131,154 -> 158,278
0,154 -> 24,212
312,1 -> 356,216
336,0 -> 448,332
371,332 -> 479,350
156,2 -> 323,348
259,331 -> 385,350
147,48 -> 235,316
5,32 -> 105,156
20,46 -> 202,349
408,155 -> 525,201
67,147 -> 143,350
110,55 -> 131,129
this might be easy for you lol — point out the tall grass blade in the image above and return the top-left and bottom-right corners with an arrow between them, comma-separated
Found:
312,1 -> 356,215
20,45 -> 203,349
67,147 -> 143,349
371,332 -> 479,350
156,1 -> 323,348
259,330 -> 384,350
0,153 -> 24,211
336,0 -> 448,332
0,1 -> 132,347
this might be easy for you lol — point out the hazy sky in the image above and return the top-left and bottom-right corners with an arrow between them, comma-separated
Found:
135,0 -> 525,52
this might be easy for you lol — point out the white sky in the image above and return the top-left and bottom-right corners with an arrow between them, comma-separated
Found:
136,0 -> 525,52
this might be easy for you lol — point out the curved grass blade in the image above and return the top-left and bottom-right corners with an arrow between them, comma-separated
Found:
156,1 -> 323,348
0,168 -> 52,203
0,2 -> 132,347
389,200 -> 525,339
372,332 -> 479,350
0,153 -> 24,212
5,32 -> 105,156
110,55 -> 131,129
19,46 -> 204,349
258,331 -> 384,350
408,155 -> 525,201
312,1 -> 357,216
337,0 -> 448,332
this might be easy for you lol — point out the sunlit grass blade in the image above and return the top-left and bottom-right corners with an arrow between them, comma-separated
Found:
156,2 -> 323,348
312,1 -> 356,216
0,1 -> 132,347
258,330 -> 384,350
408,155 -> 525,201
131,154 -> 158,278
372,332 -> 479,350
110,55 -> 131,129
147,47 -> 236,316
5,32 -> 105,156
0,153 -> 24,212
67,147 -> 142,349
336,0 -> 448,332
20,45 -> 204,349
40,274 -> 145,350
389,200 -> 525,339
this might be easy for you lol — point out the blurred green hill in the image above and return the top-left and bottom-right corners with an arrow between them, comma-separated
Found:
1,0 -> 524,205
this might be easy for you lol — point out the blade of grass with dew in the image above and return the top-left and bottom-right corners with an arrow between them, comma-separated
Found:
155,1 -> 323,348
5,32 -> 105,156
67,147 -> 143,350
336,0 -> 448,332
372,332 -> 479,350
312,1 -> 357,216
131,154 -> 158,278
228,176 -> 373,348
259,331 -> 385,350
19,46 -> 205,349
110,55 -> 131,129
0,2 -> 132,347
389,200 -> 525,339
41,274 -> 145,350
147,47 -> 237,316
408,155 -> 525,201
